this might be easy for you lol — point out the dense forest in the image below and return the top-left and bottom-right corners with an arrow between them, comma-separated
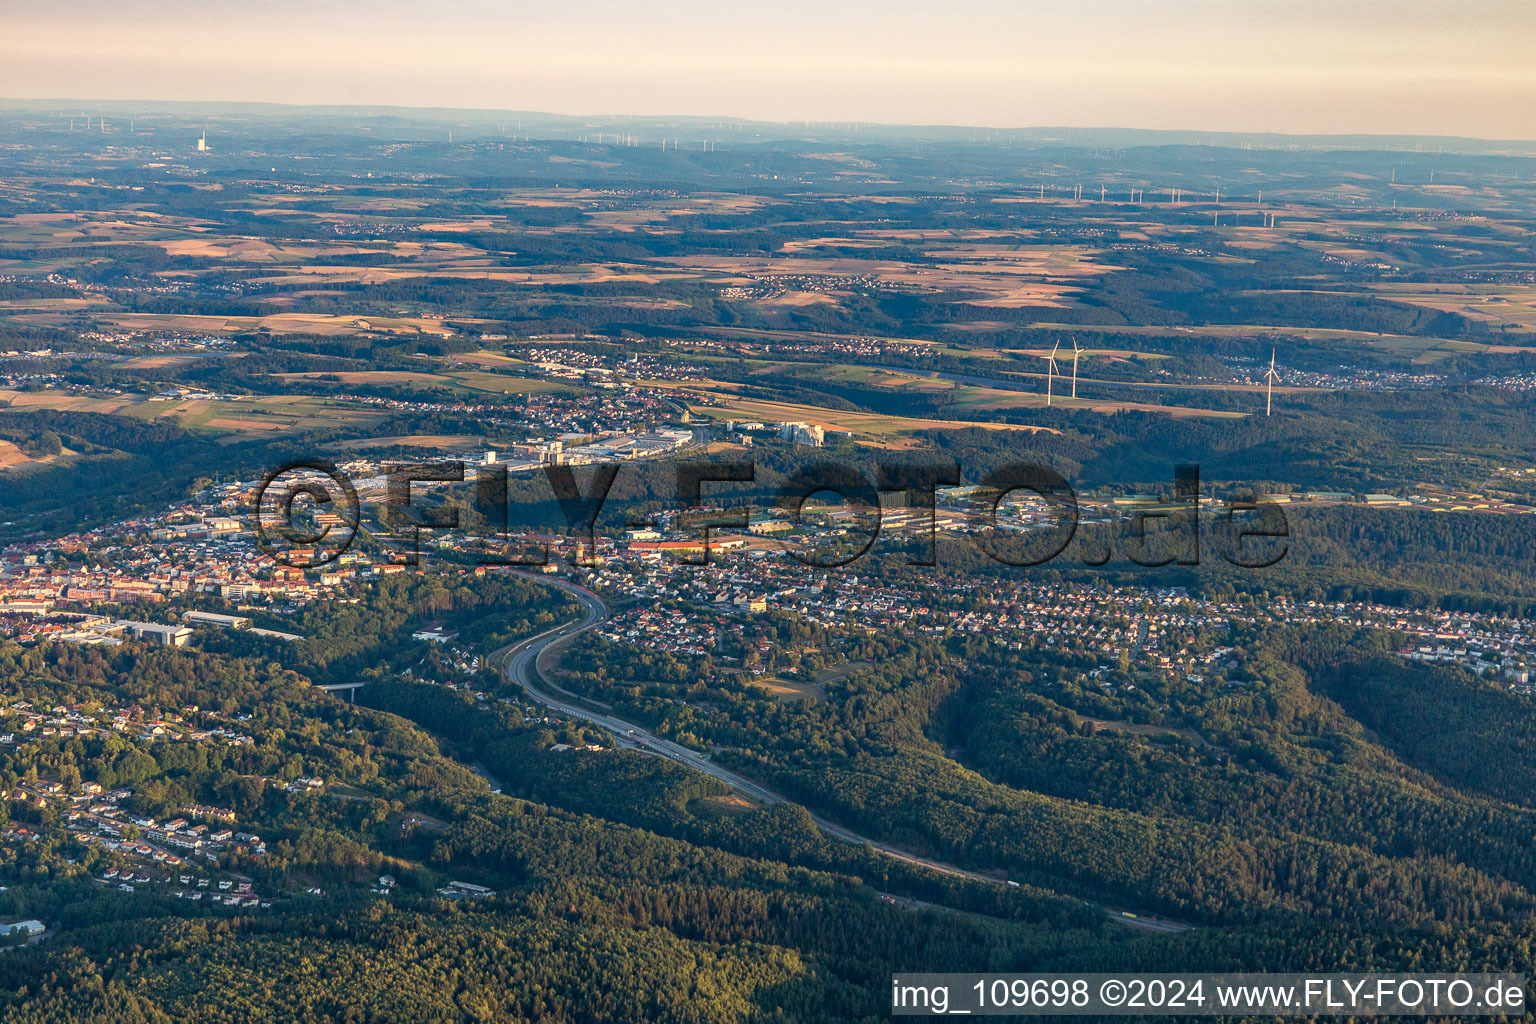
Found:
11,613 -> 1536,1022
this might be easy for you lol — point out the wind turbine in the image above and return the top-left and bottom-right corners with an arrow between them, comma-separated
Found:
1071,336 -> 1081,399
1264,350 -> 1280,416
1046,341 -> 1061,406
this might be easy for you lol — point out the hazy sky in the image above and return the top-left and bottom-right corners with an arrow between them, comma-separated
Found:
7,0 -> 1536,138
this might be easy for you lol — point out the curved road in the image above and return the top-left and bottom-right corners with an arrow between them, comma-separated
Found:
490,573 -> 1188,934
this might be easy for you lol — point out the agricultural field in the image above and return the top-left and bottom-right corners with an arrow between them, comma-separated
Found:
0,104 -> 1531,485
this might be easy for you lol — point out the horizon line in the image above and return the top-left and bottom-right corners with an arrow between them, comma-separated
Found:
3,96 -> 1534,148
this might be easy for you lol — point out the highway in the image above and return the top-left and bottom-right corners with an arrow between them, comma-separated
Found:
490,572 -> 1190,933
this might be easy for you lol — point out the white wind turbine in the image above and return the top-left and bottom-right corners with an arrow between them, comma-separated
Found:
1264,350 -> 1280,416
1046,340 -> 1061,406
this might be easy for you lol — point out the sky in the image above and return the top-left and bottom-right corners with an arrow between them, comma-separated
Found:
6,0 -> 1536,138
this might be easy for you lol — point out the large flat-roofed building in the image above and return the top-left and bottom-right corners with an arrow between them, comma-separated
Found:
249,627 -> 303,642
182,610 -> 251,630
112,620 -> 194,647
0,920 -> 43,938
